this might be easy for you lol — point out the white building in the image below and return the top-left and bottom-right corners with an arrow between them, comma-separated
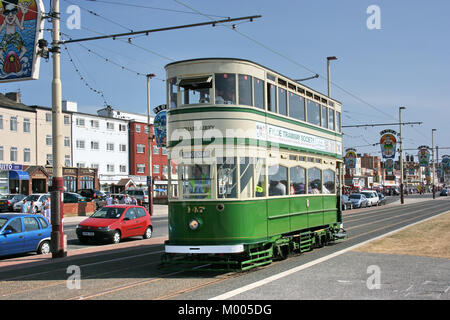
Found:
68,102 -> 130,191
97,105 -> 151,124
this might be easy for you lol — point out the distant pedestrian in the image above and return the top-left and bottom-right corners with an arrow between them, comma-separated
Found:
43,197 -> 51,222
20,199 -> 29,213
29,201 -> 37,214
113,196 -> 119,204
124,194 -> 131,205
106,194 -> 113,206
130,196 -> 137,205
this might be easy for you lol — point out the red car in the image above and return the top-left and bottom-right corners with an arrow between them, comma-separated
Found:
76,205 -> 152,244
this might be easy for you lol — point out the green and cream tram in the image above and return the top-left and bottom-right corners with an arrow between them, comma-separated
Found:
163,58 -> 345,271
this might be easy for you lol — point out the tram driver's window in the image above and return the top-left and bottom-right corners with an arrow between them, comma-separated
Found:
308,167 -> 322,194
215,74 -> 236,105
268,164 -> 288,196
179,76 -> 211,105
181,164 -> 211,199
323,169 -> 335,194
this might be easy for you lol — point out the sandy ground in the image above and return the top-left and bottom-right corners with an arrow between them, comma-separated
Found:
354,211 -> 450,259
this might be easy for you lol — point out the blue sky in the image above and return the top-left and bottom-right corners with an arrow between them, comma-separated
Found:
2,0 -> 449,158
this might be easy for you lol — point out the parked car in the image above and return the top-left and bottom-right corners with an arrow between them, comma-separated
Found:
125,189 -> 149,205
440,189 -> 448,196
341,195 -> 353,210
76,205 -> 153,244
377,193 -> 386,205
13,193 -> 50,213
0,213 -> 51,257
64,192 -> 87,203
0,194 -> 26,212
78,189 -> 106,209
361,190 -> 380,207
78,189 -> 106,201
349,193 -> 369,208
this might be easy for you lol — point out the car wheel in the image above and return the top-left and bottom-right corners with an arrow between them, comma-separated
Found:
111,230 -> 121,244
143,226 -> 153,239
37,241 -> 51,255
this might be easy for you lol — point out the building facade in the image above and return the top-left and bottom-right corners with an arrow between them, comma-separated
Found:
71,108 -> 129,191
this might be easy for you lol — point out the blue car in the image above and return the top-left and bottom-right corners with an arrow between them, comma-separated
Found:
0,214 -> 51,257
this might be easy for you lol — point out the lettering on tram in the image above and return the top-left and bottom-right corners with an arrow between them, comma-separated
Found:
162,58 -> 346,271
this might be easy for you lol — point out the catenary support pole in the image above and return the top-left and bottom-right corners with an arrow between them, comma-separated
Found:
51,0 -> 66,258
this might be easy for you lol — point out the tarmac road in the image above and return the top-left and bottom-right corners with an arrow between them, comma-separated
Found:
0,196 -> 448,303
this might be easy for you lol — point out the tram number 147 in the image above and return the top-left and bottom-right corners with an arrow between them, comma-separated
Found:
186,206 -> 205,214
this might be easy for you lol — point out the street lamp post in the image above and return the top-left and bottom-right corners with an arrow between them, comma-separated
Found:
326,56 -> 337,97
147,74 -> 156,215
432,129 -> 437,199
399,106 -> 406,204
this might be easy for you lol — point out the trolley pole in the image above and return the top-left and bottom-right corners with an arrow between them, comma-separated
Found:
399,106 -> 405,204
147,74 -> 155,215
50,0 -> 66,258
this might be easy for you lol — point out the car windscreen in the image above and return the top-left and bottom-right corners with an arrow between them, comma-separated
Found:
25,195 -> 40,201
91,207 -> 125,219
361,192 -> 373,198
0,195 -> 14,200
349,195 -> 361,199
0,218 -> 7,229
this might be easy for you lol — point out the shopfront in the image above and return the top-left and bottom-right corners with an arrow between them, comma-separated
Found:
0,163 -> 30,195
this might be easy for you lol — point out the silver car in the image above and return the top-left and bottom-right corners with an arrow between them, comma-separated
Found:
348,193 -> 369,209
13,193 -> 50,213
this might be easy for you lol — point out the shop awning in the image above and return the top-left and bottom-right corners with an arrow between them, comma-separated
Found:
9,170 -> 30,180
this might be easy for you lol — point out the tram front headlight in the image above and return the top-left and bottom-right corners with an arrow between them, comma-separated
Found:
188,218 -> 201,231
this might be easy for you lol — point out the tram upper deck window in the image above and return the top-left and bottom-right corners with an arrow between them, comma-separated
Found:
336,111 -> 342,133
215,73 -> 236,105
289,92 -> 305,121
180,164 -> 211,199
179,76 -> 211,105
306,99 -> 321,126
267,83 -> 276,112
254,78 -> 264,110
321,106 -> 328,129
328,109 -> 335,131
168,77 -> 178,109
238,74 -> 252,106
278,88 -> 287,116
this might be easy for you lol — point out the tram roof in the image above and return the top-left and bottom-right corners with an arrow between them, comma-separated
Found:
165,58 -> 342,106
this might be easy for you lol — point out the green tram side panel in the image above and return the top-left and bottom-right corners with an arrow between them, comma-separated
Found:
168,200 -> 268,246
168,195 -> 338,247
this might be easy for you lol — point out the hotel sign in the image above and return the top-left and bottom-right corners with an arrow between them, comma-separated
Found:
0,163 -> 22,170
